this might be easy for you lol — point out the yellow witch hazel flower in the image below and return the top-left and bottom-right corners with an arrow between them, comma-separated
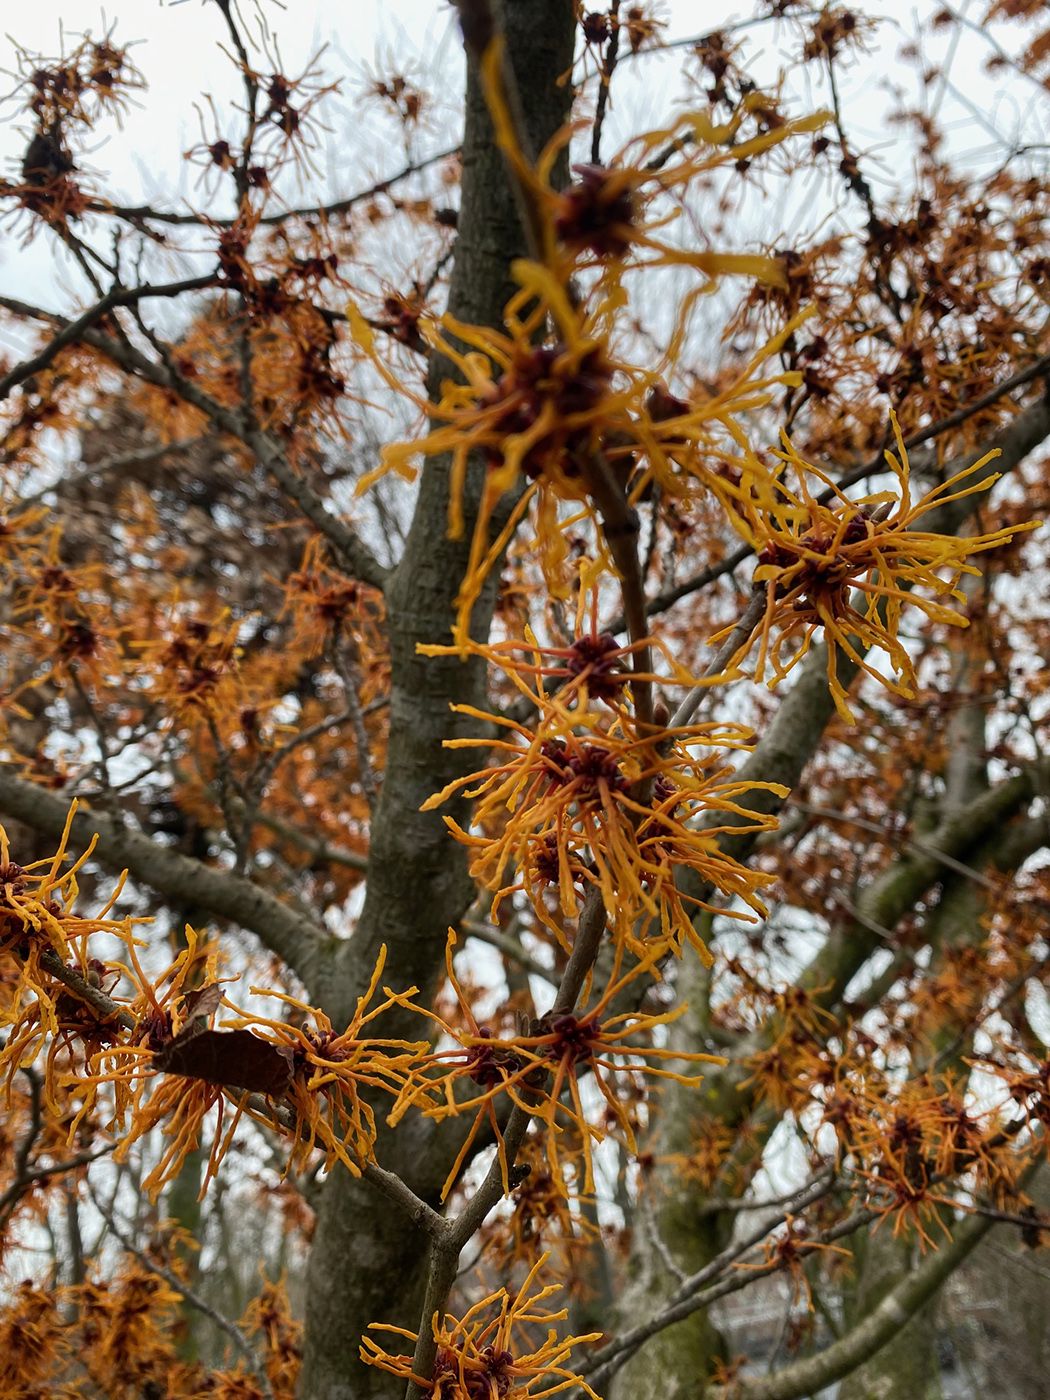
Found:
718,413 -> 1039,722
423,683 -> 784,964
0,802 -> 141,1113
347,42 -> 828,649
0,802 -> 127,970
362,1253 -> 602,1398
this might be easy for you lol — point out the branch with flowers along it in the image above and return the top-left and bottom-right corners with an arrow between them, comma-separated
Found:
1,840 -> 467,1226
622,373 -> 1050,628
383,574 -> 816,1392
0,770 -> 334,991
334,8 -> 1044,1392
50,954 -> 447,1241
3,6 -> 1049,1397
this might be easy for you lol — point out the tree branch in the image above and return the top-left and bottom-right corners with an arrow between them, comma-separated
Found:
712,1208 -> 994,1400
0,277 -> 218,403
82,146 -> 459,230
0,769 -> 334,994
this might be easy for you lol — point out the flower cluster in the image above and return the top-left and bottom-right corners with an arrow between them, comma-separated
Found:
0,1262 -> 300,1398
420,624 -> 783,961
0,813 -> 431,1201
350,261 -> 804,649
1,27 -> 145,232
391,935 -> 722,1199
348,44 -> 828,647
0,804 -> 135,1105
717,415 -> 1037,720
361,1254 -> 601,1398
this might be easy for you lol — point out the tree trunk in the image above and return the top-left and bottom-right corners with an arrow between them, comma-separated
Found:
297,5 -> 576,1397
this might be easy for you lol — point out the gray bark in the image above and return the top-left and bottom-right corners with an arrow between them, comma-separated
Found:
838,1229 -> 944,1400
296,6 -> 577,1397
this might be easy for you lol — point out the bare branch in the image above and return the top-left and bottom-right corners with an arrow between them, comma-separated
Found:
0,277 -> 218,403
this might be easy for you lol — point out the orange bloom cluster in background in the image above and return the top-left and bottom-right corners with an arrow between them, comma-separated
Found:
0,1261 -> 300,1398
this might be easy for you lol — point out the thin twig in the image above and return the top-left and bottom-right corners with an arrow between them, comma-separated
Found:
83,146 -> 459,229
590,1 -> 623,165
0,276 -> 218,403
581,1171 -> 840,1388
670,590 -> 767,728
90,1184 -> 274,1397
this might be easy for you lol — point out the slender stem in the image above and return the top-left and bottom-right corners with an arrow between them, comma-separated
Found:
590,2 -> 624,165
91,1183 -> 274,1398
670,590 -> 767,728
404,1238 -> 461,1398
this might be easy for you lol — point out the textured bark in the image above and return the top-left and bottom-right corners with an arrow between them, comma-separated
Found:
946,1164 -> 1050,1400
0,769 -> 333,991
296,6 -> 577,1398
842,1308 -> 943,1399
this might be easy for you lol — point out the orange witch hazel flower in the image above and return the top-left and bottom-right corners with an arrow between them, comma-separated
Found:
349,262 -> 802,649
9,525 -> 114,686
71,927 -> 240,1198
391,935 -> 723,1199
735,1215 -> 852,1310
0,801 -> 129,970
133,606 -> 245,724
0,803 -> 137,1099
419,585 -> 700,706
279,533 -> 387,678
422,688 -> 784,961
476,38 -> 828,290
79,936 -> 426,1196
719,413 -> 1039,721
233,946 -> 429,1177
361,1252 -> 601,1398
347,46 -> 825,648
